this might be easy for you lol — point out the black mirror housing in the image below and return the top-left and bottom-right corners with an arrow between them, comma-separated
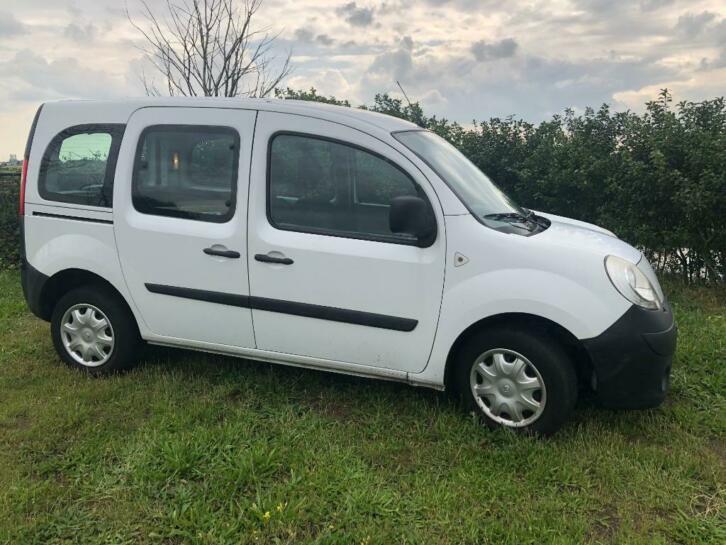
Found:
389,196 -> 436,246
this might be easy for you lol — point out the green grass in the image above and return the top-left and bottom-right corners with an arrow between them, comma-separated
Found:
0,270 -> 723,545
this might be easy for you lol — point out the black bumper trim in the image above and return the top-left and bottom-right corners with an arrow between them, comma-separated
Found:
21,258 -> 51,320
582,303 -> 677,409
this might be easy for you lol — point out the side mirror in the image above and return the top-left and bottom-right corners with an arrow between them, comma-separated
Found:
389,196 -> 436,246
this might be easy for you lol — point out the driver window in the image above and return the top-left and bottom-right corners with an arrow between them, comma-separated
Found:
268,133 -> 424,244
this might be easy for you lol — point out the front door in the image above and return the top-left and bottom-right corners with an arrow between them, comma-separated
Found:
114,107 -> 258,348
247,112 -> 446,373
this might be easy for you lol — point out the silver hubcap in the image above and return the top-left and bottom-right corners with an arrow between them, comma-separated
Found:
470,348 -> 546,428
60,304 -> 114,367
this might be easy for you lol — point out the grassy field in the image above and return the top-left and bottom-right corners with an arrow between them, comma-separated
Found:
0,269 -> 723,545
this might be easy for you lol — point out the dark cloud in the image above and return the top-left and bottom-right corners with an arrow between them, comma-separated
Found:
0,11 -> 26,37
336,2 -> 374,27
316,34 -> 334,46
64,22 -> 97,42
358,36 -> 681,123
471,38 -> 518,62
294,27 -> 335,47
420,0 -> 499,8
574,0 -> 676,16
294,27 -> 314,42
717,20 -> 726,44
639,0 -> 676,10
368,42 -> 413,79
675,11 -> 718,38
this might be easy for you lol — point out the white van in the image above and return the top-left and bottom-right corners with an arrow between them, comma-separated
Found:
19,98 -> 676,435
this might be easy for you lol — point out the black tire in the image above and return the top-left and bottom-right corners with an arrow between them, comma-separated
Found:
452,327 -> 578,436
51,285 -> 141,375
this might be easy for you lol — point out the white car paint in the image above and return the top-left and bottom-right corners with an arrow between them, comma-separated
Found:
22,97 -> 653,390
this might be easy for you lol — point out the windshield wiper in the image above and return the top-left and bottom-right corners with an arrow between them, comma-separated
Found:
481,211 -> 541,231
482,213 -> 532,230
483,212 -> 533,223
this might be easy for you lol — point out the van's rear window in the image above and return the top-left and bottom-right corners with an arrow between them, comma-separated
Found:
39,124 -> 125,207
131,125 -> 239,223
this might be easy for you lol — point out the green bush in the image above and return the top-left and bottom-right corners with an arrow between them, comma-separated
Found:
0,176 -> 20,269
279,88 -> 725,283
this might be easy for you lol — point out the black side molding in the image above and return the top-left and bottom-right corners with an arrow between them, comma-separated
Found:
32,211 -> 113,225
145,283 -> 418,332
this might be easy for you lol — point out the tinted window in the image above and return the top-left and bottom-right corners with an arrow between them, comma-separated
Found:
39,124 -> 124,207
133,125 -> 239,222
268,134 -> 425,243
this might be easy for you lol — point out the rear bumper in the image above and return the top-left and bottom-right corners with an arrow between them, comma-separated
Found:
20,257 -> 50,320
582,302 -> 676,409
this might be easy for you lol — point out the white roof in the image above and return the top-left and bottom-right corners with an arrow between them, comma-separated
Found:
41,97 -> 420,134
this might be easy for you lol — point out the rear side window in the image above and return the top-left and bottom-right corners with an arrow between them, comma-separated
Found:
39,124 -> 124,207
132,125 -> 239,223
268,133 -> 424,244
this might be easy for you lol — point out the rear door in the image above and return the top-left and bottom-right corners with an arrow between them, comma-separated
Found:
246,112 -> 446,373
114,107 -> 258,348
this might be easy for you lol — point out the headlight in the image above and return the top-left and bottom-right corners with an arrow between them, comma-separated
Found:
605,255 -> 662,310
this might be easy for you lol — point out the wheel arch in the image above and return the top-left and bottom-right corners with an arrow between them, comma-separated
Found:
443,312 -> 593,391
37,268 -> 135,323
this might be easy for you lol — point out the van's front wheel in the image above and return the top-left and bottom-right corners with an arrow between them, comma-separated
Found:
453,328 -> 577,436
51,286 -> 141,375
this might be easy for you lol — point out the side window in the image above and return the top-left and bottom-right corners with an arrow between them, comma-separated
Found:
268,133 -> 427,244
39,124 -> 124,207
132,125 -> 239,223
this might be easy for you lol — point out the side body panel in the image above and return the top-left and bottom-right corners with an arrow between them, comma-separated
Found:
113,107 -> 258,348
411,214 -> 634,388
246,112 -> 447,373
22,206 -> 146,333
22,102 -> 147,332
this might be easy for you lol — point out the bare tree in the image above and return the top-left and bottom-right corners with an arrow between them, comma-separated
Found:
127,0 -> 291,97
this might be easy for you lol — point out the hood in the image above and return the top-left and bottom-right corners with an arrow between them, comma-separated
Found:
534,211 -> 642,264
534,210 -> 616,238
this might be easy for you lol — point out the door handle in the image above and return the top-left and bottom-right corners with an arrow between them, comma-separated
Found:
255,253 -> 294,265
203,246 -> 241,259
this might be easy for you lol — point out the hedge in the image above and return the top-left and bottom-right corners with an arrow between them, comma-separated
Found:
0,176 -> 20,269
277,88 -> 725,283
1,89 -> 724,283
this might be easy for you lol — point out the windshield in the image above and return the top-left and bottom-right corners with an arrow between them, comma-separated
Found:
393,130 -> 525,221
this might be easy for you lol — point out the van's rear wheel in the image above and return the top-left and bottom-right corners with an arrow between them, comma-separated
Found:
51,286 -> 141,375
453,327 -> 577,436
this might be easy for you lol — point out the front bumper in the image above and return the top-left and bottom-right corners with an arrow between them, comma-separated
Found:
582,302 -> 677,409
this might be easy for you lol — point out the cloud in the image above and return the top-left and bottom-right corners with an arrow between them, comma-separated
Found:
294,27 -> 314,42
675,11 -> 718,38
336,2 -> 374,27
367,36 -> 414,80
639,0 -> 676,10
64,22 -> 97,42
294,27 -> 335,47
0,49 -> 123,100
0,11 -> 26,37
316,34 -> 334,46
1,0 -> 725,158
471,38 -> 518,62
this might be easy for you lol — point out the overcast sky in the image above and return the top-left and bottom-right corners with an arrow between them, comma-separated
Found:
1,0 -> 725,158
